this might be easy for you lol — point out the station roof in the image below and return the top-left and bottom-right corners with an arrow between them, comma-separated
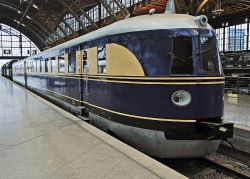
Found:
0,0 -> 249,50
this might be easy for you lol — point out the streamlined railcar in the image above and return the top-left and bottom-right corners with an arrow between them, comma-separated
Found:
9,13 -> 233,158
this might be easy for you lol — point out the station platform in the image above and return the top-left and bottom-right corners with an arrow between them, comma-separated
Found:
224,94 -> 250,127
222,94 -> 250,163
0,76 -> 186,179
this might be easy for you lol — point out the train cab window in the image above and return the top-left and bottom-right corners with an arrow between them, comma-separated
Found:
68,52 -> 76,73
200,37 -> 219,73
171,37 -> 193,74
98,46 -> 106,74
58,56 -> 65,73
51,57 -> 57,73
45,58 -> 49,73
82,50 -> 88,73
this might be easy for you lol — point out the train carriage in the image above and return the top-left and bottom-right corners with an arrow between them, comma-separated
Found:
11,13 -> 233,158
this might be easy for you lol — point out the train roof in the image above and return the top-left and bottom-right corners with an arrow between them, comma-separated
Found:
14,14 -> 213,65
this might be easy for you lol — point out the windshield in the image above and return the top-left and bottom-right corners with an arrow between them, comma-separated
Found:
200,37 -> 219,73
170,36 -> 193,74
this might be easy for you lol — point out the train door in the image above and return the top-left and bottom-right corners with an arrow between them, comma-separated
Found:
82,49 -> 88,99
85,47 -> 98,100
76,49 -> 83,102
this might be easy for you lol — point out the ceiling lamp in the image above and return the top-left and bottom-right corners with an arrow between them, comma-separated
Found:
33,4 -> 38,9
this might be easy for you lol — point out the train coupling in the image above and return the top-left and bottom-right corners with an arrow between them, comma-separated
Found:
197,122 -> 234,140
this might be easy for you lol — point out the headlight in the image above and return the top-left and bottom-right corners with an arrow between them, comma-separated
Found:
171,90 -> 192,106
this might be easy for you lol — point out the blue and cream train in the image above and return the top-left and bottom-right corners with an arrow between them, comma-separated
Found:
2,13 -> 233,158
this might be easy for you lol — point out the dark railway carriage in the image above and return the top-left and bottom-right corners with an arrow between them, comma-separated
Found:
1,60 -> 17,80
12,14 -> 233,158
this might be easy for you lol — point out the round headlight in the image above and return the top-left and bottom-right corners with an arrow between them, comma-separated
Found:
171,90 -> 192,107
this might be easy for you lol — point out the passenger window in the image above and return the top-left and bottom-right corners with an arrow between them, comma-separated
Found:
68,52 -> 76,73
82,50 -> 88,74
51,57 -> 57,73
171,37 -> 193,74
98,46 -> 106,74
32,61 -> 36,72
45,58 -> 49,73
30,62 -> 33,72
40,60 -> 43,72
58,56 -> 65,73
26,62 -> 29,72
37,60 -> 40,72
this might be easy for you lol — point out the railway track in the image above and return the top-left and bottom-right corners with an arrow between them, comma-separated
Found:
196,154 -> 250,179
160,154 -> 250,179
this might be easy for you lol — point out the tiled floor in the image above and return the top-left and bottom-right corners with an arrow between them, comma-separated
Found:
0,76 -> 184,179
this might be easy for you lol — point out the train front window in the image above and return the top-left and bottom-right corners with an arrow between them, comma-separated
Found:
171,37 -> 193,74
200,37 -> 218,73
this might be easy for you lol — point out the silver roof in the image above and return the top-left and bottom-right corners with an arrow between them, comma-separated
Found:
16,14 -> 213,64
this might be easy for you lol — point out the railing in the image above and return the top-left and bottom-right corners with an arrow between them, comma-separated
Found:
225,76 -> 250,95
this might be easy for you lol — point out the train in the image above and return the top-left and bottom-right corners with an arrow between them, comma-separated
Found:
1,12 -> 233,158
1,60 -> 17,80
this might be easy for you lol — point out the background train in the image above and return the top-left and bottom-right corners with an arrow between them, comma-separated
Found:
2,12 -> 233,158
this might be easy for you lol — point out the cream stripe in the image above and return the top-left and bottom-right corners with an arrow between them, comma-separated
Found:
88,78 -> 225,85
22,72 -> 225,80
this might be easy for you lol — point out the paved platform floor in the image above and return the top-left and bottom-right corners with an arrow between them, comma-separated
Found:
224,94 -> 250,127
0,76 -> 185,179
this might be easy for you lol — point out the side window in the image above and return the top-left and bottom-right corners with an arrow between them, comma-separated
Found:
34,61 -> 37,72
82,50 -> 88,73
27,62 -> 30,72
31,62 -> 34,72
58,56 -> 65,73
51,57 -> 57,73
68,52 -> 76,73
37,60 -> 40,72
171,37 -> 193,74
98,46 -> 106,74
45,58 -> 49,73
40,60 -> 43,72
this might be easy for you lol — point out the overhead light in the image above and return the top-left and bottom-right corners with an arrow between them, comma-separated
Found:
21,24 -> 26,27
17,10 -> 21,14
33,4 -> 38,9
26,15 -> 31,20
14,19 -> 20,24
